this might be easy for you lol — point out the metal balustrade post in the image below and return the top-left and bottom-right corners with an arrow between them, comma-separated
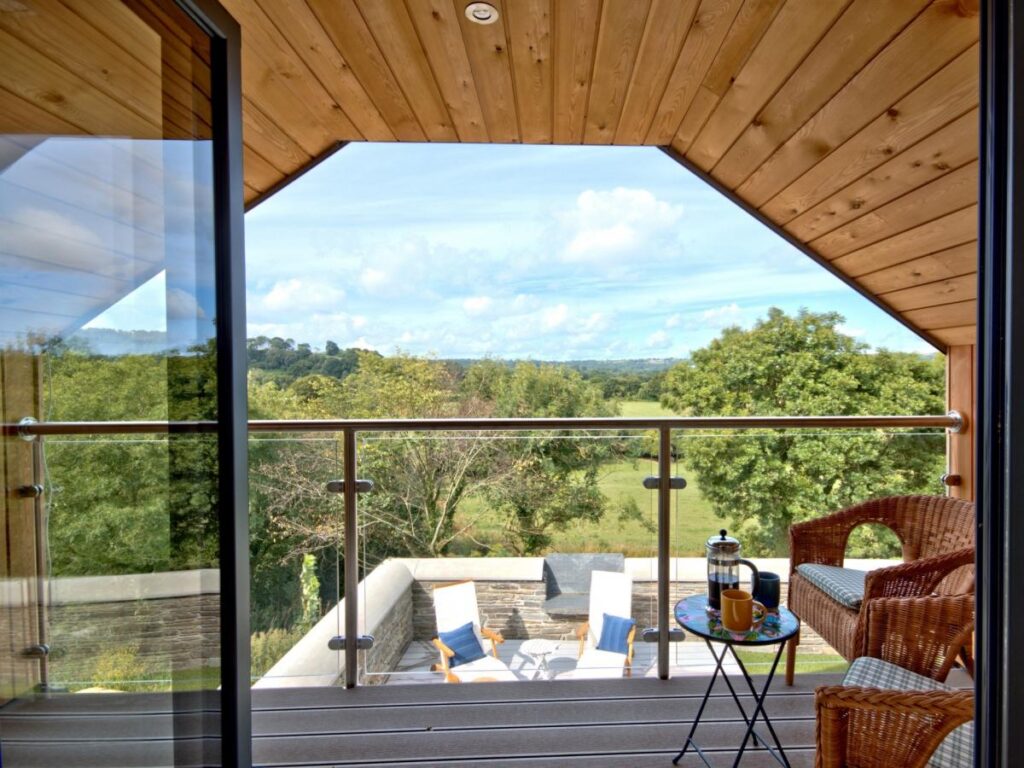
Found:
343,427 -> 359,688
658,426 -> 672,680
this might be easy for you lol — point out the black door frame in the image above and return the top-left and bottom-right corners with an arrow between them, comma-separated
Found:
978,1 -> 1024,767
174,1 -> 250,766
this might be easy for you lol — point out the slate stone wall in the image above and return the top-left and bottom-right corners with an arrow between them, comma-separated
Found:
359,583 -> 413,685
48,594 -> 220,683
412,578 -> 833,653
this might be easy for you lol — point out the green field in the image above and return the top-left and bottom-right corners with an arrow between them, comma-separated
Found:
618,399 -> 671,417
456,401 -> 730,556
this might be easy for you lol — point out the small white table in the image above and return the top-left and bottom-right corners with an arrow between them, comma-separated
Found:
519,639 -> 561,680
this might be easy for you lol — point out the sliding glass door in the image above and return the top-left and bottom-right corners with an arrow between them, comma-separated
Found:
0,1 -> 246,765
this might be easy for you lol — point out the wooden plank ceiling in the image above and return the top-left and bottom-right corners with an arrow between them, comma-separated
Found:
228,0 -> 980,350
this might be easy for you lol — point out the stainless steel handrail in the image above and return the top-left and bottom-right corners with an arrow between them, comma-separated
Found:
12,410 -> 962,687
7,412 -> 962,437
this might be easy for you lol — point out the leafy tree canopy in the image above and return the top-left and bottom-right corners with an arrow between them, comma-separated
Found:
660,308 -> 945,555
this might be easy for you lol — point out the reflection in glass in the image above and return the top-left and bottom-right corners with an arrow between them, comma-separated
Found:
0,1 -> 222,764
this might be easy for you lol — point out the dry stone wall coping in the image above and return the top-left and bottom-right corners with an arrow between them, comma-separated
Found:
47,569 -> 221,605
255,559 -> 413,689
257,556 -> 900,687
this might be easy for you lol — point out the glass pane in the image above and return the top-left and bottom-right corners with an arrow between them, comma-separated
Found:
0,1 -> 221,764
248,431 -> 343,688
669,428 -> 946,679
355,429 -> 659,685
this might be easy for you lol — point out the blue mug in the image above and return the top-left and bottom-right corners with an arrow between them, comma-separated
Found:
755,571 -> 781,610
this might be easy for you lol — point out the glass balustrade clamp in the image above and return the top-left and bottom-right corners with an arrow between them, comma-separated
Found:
642,476 -> 686,490
328,636 -> 374,651
325,479 -> 374,494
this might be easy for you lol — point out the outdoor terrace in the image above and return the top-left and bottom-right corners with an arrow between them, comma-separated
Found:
256,556 -> 866,688
8,413 -> 970,768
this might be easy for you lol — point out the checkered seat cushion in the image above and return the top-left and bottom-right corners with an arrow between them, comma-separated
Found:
844,657 -> 973,768
796,563 -> 866,609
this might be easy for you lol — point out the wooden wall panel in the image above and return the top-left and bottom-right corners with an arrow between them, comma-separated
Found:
304,0 -> 424,141
785,108 -> 978,241
739,1 -> 979,208
879,273 -> 977,312
583,0 -> 652,144
670,0 -> 784,153
406,0 -> 488,142
644,0 -> 744,146
761,42 -> 979,224
551,0 -> 601,144
712,0 -> 930,189
831,205 -> 977,277
0,351 -> 43,701
504,0 -> 554,144
253,0 -> 393,141
354,0 -> 457,141
614,0 -> 699,145
809,160 -> 978,258
201,0 -> 979,347
455,0 -> 519,143
946,344 -> 975,500
686,0 -> 849,172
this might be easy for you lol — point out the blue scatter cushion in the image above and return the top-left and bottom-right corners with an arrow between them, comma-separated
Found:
438,621 -> 486,668
597,613 -> 636,655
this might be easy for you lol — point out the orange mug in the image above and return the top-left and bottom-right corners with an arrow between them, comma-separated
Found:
721,589 -> 766,632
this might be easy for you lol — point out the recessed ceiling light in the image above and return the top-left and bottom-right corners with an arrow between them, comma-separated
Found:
465,2 -> 499,25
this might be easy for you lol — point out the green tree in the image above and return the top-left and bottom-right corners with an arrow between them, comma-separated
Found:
660,308 -> 945,555
465,362 -> 624,554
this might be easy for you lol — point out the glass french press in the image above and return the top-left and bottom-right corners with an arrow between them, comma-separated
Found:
706,529 -> 760,610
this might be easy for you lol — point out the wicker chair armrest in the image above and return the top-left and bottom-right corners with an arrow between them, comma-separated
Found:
789,510 -> 866,572
865,594 -> 975,682
863,548 -> 975,602
815,685 -> 973,768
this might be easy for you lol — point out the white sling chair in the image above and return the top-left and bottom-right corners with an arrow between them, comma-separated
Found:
431,581 -> 518,683
560,570 -> 635,679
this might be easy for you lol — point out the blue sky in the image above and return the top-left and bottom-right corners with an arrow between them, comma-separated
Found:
97,143 -> 935,359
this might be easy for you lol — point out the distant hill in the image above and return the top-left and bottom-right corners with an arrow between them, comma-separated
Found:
67,328 -> 171,356
444,357 -> 682,373
58,331 -> 685,375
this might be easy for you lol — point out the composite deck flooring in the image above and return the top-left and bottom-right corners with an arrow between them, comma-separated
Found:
0,672 -> 840,767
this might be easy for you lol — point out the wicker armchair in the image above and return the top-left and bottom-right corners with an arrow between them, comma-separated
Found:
815,594 -> 974,768
787,495 -> 974,685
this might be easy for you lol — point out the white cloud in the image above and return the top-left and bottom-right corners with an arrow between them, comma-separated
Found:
166,288 -> 205,320
646,330 -> 671,349
701,303 -> 743,328
359,267 -> 389,293
561,187 -> 683,262
262,279 -> 345,312
462,296 -> 493,316
837,323 -> 866,338
351,336 -> 378,351
542,303 -> 569,330
665,314 -> 682,328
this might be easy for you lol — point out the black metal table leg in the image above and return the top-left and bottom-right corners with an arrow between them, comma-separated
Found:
672,640 -> 732,766
730,643 -> 791,768
704,639 -> 769,751
671,596 -> 801,767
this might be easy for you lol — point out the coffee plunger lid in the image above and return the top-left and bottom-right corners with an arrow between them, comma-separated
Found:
706,528 -> 740,553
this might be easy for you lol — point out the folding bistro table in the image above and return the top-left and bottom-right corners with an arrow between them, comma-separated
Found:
672,595 -> 800,767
